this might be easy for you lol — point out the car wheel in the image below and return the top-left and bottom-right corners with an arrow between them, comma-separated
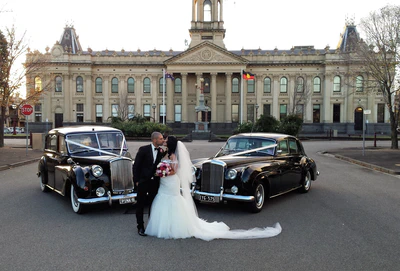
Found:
249,181 -> 265,213
299,170 -> 312,193
70,185 -> 86,214
39,171 -> 50,192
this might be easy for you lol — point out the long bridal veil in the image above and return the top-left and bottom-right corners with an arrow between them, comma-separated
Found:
175,141 -> 282,241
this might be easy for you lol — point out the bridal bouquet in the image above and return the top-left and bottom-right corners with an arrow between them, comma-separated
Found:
155,161 -> 173,177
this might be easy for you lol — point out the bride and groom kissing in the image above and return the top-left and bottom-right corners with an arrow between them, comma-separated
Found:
133,132 -> 282,241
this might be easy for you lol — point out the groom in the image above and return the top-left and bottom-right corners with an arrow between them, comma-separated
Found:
133,131 -> 165,236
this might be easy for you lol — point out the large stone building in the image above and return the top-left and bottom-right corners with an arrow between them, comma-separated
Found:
27,0 -> 389,135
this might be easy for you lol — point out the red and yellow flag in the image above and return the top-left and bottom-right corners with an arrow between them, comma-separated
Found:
242,71 -> 255,80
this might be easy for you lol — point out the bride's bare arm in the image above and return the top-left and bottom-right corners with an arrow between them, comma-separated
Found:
169,153 -> 178,173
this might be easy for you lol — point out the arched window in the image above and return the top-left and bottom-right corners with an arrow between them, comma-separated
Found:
35,77 -> 42,92
127,77 -> 134,93
159,77 -> 166,93
55,76 -> 62,92
174,78 -> 182,93
204,0 -> 212,21
333,76 -> 341,92
313,77 -> 321,93
263,77 -> 271,93
297,77 -> 304,92
111,77 -> 118,93
232,78 -> 239,93
356,75 -> 364,92
143,77 -> 151,93
280,77 -> 288,93
95,77 -> 102,93
76,76 -> 83,92
247,80 -> 254,93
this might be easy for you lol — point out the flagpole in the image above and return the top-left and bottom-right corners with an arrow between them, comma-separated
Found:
240,69 -> 244,124
162,68 -> 166,125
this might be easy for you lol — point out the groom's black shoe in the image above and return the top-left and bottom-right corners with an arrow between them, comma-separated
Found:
138,228 -> 147,236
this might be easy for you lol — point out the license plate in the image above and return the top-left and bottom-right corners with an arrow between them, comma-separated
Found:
199,195 -> 219,203
119,197 -> 135,204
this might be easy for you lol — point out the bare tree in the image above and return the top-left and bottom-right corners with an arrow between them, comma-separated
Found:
353,4 -> 400,149
0,25 -> 50,147
288,77 -> 312,119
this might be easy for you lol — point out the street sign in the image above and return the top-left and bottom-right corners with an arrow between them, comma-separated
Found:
20,104 -> 33,116
364,110 -> 371,115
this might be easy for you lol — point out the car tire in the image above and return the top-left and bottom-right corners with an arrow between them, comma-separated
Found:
248,181 -> 265,213
299,170 -> 312,193
70,185 -> 86,214
40,171 -> 50,192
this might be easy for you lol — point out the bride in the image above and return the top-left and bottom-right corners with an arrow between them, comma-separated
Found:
145,136 -> 282,241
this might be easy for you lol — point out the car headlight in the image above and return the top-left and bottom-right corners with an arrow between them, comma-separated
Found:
92,165 -> 103,177
226,169 -> 237,180
96,187 -> 106,197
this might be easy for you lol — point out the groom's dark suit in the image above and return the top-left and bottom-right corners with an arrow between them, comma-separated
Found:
133,144 -> 163,231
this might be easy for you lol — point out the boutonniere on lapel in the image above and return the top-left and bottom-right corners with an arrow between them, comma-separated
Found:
157,147 -> 164,154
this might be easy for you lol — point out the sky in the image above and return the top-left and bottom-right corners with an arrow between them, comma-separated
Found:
0,0 -> 397,97
1,0 -> 396,53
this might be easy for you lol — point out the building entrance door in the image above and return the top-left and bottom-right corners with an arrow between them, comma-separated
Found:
354,107 -> 363,131
55,113 -> 63,128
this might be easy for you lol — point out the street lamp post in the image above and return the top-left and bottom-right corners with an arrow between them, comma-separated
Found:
255,104 -> 259,121
152,104 -> 156,123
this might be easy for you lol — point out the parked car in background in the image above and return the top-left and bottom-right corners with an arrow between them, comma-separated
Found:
191,133 -> 319,213
4,127 -> 11,134
7,127 -> 25,134
37,126 -> 136,213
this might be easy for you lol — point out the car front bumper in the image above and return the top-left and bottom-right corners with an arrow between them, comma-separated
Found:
193,190 -> 255,203
77,191 -> 137,205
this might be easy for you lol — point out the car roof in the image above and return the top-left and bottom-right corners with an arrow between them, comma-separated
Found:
48,126 -> 122,136
230,133 -> 296,141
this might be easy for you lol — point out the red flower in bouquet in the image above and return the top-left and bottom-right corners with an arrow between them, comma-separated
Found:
155,161 -> 172,177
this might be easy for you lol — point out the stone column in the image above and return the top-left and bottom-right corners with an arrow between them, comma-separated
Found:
181,73 -> 188,123
167,77 -> 174,123
135,75 -> 142,116
63,74 -> 71,122
85,74 -> 92,122
211,73 -> 217,122
225,73 -> 232,123
323,74 -> 332,123
272,75 -> 279,118
103,76 -> 110,121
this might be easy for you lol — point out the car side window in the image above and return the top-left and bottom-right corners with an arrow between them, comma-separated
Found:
288,139 -> 299,154
277,140 -> 289,155
59,136 -> 67,154
46,134 -> 57,152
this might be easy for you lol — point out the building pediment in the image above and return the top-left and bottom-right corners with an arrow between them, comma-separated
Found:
165,42 -> 247,65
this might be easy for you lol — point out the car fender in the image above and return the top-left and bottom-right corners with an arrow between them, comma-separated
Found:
38,156 -> 48,184
70,166 -> 90,198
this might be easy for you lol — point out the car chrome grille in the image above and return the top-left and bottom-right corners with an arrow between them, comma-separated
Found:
110,158 -> 134,194
201,160 -> 226,193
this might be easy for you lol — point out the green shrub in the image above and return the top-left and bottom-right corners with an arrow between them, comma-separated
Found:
256,114 -> 279,133
278,114 -> 303,136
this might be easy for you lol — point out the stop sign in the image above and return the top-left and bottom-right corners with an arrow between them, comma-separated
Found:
20,104 -> 34,116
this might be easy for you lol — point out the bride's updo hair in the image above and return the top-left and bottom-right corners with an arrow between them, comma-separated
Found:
166,136 -> 178,158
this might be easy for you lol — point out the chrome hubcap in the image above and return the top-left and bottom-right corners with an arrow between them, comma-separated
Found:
256,185 -> 264,208
304,173 -> 311,190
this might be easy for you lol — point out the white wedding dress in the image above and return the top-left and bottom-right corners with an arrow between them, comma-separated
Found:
145,142 -> 282,241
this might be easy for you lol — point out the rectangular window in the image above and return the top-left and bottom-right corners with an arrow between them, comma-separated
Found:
143,104 -> 151,117
279,104 -> 287,120
232,104 -> 239,122
263,104 -> 271,116
333,104 -> 340,123
377,103 -> 385,123
159,104 -> 166,123
34,104 -> 42,112
313,104 -> 320,123
174,105 -> 182,122
111,104 -> 119,117
76,103 -> 84,112
247,80 -> 255,93
96,104 -> 103,123
247,104 -> 255,122
128,105 -> 135,120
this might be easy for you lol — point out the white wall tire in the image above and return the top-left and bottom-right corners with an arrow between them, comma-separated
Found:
70,185 -> 85,214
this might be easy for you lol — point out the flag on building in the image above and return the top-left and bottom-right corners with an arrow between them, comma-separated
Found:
165,72 -> 175,80
242,71 -> 255,80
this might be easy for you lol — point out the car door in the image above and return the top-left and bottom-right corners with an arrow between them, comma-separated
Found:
287,138 -> 303,188
274,139 -> 293,192
44,134 -> 59,189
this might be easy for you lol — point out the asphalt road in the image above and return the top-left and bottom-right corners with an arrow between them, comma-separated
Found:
0,140 -> 399,271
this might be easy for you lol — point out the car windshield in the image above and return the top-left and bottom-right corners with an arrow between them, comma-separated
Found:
215,137 -> 276,157
66,132 -> 127,156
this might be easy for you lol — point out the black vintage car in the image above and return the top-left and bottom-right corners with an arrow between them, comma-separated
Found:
191,133 -> 319,213
37,126 -> 136,213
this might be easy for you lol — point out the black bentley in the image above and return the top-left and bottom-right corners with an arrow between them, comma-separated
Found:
37,126 -> 136,213
191,133 -> 319,213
